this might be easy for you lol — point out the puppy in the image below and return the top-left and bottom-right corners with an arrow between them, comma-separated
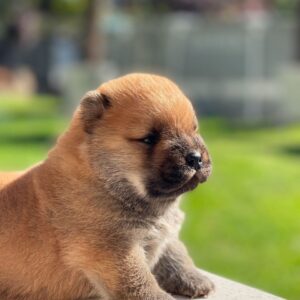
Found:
0,74 -> 214,300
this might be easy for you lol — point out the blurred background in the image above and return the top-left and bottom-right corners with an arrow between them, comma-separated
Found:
0,0 -> 299,299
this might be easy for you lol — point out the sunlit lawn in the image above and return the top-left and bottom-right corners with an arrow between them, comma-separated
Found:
182,120 -> 300,300
0,97 -> 299,299
0,95 -> 66,170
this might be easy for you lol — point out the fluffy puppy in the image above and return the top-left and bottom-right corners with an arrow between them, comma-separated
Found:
0,74 -> 214,300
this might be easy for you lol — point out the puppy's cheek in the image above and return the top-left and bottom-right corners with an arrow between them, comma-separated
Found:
126,173 -> 147,197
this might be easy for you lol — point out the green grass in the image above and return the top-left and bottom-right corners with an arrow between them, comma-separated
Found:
0,95 -> 67,170
0,98 -> 299,299
182,120 -> 300,299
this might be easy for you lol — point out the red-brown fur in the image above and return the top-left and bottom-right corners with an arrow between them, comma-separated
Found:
0,74 -> 213,300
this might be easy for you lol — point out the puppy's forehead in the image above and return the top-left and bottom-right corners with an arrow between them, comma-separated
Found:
98,74 -> 197,130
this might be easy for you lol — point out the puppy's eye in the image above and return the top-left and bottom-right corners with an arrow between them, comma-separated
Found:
139,132 -> 159,146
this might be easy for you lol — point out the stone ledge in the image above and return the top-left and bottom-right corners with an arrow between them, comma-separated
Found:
86,269 -> 285,300
174,270 -> 285,300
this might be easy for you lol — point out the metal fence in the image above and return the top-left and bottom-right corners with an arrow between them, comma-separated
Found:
62,13 -> 300,124
106,15 -> 300,121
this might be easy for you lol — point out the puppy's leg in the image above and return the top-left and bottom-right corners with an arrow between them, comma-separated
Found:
70,245 -> 174,300
153,240 -> 214,298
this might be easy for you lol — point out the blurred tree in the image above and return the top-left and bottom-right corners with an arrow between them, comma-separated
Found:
296,1 -> 300,61
274,0 -> 298,12
39,0 -> 87,15
83,0 -> 102,62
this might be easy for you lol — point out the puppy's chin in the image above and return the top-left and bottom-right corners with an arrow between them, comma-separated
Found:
146,164 -> 212,199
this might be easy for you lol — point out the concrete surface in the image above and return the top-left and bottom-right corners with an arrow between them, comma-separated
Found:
85,269 -> 285,300
174,270 -> 285,300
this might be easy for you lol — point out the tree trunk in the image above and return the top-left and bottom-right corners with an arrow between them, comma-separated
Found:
83,0 -> 103,62
295,1 -> 300,61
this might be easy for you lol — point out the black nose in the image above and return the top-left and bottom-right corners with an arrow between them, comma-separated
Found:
186,152 -> 202,170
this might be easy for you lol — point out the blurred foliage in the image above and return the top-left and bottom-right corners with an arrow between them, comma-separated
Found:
49,0 -> 88,16
0,0 -> 299,17
275,0 -> 298,12
0,0 -> 88,19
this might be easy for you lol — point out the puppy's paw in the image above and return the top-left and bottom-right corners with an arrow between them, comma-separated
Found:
132,291 -> 174,300
152,292 -> 175,300
175,271 -> 214,298
127,291 -> 175,300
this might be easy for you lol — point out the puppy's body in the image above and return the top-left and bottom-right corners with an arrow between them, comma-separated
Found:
0,172 -> 23,189
0,74 -> 213,300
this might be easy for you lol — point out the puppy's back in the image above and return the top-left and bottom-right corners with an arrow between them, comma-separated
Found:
0,171 -> 23,190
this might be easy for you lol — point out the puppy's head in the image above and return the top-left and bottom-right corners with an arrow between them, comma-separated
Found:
78,74 -> 211,200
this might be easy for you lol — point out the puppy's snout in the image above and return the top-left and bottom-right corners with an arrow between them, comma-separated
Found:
186,151 -> 202,171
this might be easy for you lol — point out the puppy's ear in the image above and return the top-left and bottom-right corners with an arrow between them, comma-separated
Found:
80,91 -> 111,134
